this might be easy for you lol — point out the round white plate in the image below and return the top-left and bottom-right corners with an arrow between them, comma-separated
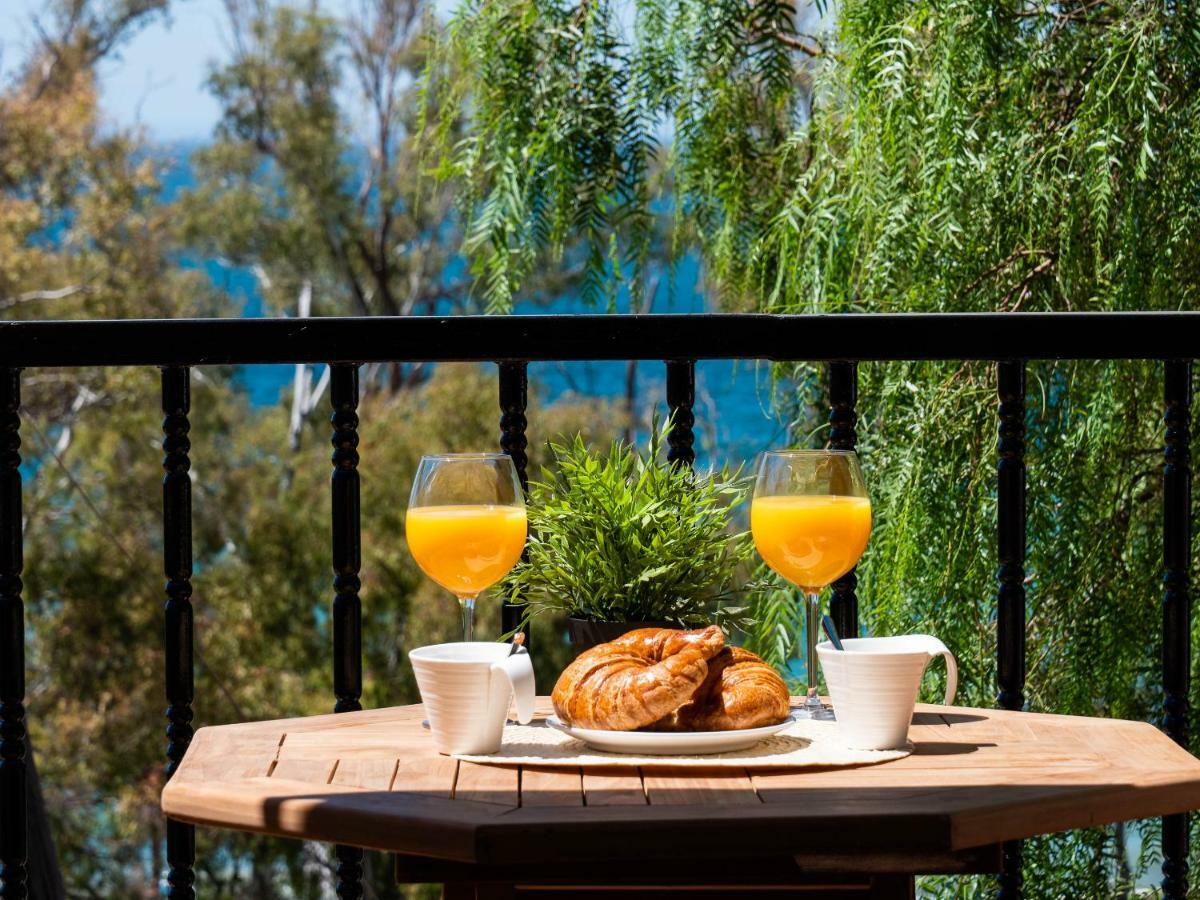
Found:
545,713 -> 798,755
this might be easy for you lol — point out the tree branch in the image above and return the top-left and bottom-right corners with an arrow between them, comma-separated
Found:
0,283 -> 91,311
777,33 -> 824,57
958,248 -> 1052,300
1002,254 -> 1057,310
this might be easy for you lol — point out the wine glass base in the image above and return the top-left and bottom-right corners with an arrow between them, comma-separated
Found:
793,704 -> 836,722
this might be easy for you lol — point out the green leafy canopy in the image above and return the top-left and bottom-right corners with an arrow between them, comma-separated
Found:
420,0 -> 805,311
427,0 -> 1200,892
505,425 -> 758,630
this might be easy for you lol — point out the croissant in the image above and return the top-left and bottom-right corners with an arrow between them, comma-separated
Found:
552,626 -> 726,730
663,646 -> 790,731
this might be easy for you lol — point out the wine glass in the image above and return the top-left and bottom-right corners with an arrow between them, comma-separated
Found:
406,453 -> 527,641
752,450 -> 871,720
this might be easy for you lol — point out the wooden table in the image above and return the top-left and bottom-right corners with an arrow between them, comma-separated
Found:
162,699 -> 1200,899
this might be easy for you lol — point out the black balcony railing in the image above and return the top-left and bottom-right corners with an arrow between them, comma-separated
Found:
0,312 -> 1194,900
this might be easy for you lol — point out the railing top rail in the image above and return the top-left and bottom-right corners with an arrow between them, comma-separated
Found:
2,311 -> 1197,367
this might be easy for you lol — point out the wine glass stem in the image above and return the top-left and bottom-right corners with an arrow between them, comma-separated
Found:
805,591 -> 822,710
460,596 -> 477,642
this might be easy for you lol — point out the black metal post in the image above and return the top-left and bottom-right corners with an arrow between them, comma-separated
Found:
665,360 -> 696,468
161,366 -> 195,900
329,364 -> 364,899
996,360 -> 1026,900
499,361 -> 529,644
0,369 -> 25,900
1162,359 -> 1191,900
828,362 -> 859,640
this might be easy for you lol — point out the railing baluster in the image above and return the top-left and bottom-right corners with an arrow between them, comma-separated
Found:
330,364 -> 364,898
499,361 -> 530,644
996,360 -> 1026,900
666,360 -> 696,469
161,366 -> 195,900
330,364 -> 363,714
828,361 -> 859,640
0,369 -> 26,900
1162,359 -> 1192,900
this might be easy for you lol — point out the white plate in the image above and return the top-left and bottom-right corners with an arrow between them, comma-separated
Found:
545,713 -> 798,755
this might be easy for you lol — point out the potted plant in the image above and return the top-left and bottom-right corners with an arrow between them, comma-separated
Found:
504,427 -> 757,652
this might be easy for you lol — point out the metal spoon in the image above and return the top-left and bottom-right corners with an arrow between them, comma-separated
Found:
821,614 -> 845,651
508,631 -> 526,656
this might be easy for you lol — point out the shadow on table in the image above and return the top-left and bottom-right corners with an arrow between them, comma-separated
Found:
912,711 -> 989,726
243,779 -> 1156,881
912,741 -> 994,756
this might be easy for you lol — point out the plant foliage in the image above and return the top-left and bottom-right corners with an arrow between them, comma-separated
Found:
429,0 -> 1200,894
421,0 -> 808,311
505,427 -> 756,629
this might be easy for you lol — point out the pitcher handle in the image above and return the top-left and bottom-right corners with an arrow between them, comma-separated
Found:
492,646 -> 536,724
914,636 -> 958,706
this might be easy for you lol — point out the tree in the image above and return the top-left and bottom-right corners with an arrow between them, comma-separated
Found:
180,0 -> 464,325
425,0 -> 1200,895
25,359 -> 608,897
1,1 -> 221,894
3,2 -> 621,894
421,0 -> 822,311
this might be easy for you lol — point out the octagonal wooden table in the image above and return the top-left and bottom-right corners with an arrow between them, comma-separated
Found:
162,699 -> 1200,899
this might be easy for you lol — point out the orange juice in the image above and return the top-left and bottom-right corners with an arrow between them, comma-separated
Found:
406,505 -> 527,597
751,495 -> 872,592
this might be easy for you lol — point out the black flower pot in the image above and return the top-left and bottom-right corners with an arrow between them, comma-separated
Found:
566,617 -> 675,655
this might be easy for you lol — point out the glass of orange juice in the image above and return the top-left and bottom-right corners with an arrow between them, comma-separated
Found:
752,450 -> 871,720
406,454 -> 527,641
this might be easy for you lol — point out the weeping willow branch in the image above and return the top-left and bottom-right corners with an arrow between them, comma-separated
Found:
425,0 -> 1199,893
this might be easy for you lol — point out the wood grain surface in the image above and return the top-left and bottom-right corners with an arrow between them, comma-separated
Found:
160,699 -> 1200,865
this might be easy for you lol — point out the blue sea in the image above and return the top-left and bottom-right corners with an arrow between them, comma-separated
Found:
160,146 -> 790,471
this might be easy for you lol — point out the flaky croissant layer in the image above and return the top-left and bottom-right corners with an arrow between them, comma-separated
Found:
552,626 -> 726,731
551,626 -> 790,732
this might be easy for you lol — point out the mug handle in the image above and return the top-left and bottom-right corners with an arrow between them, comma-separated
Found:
915,636 -> 958,706
492,646 -> 536,724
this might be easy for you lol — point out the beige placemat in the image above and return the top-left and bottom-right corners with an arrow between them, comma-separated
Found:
454,718 -> 910,769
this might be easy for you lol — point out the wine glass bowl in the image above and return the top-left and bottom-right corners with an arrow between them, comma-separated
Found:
751,450 -> 871,719
406,453 -> 527,641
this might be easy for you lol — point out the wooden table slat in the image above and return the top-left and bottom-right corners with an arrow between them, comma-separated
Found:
521,766 -> 585,807
642,766 -> 761,805
455,761 -> 519,807
393,755 -> 458,800
582,766 -> 647,806
331,758 -> 398,791
270,756 -> 335,785
160,699 -> 1200,866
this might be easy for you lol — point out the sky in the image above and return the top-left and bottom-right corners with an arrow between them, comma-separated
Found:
0,0 -> 463,142
0,0 -> 811,143
1,0 -> 227,140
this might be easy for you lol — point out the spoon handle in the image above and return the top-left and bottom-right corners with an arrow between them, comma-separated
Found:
821,614 -> 845,651
507,631 -> 526,657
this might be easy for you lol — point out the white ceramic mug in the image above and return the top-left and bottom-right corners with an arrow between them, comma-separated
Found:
409,642 -> 536,755
816,635 -> 958,751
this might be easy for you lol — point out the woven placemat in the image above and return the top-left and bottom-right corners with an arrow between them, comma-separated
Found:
453,718 -> 910,769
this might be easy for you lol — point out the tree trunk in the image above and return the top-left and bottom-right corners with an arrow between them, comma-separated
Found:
623,359 -> 637,446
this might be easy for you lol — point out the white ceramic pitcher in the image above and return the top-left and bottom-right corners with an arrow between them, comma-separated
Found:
816,635 -> 957,750
410,642 -> 535,755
